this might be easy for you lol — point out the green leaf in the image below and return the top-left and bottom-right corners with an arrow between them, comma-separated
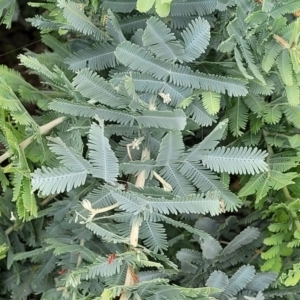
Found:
115,41 -> 248,96
137,0 -> 155,12
184,119 -> 228,162
200,235 -> 222,260
156,131 -> 184,167
264,105 -> 282,124
22,178 -> 38,217
179,162 -> 241,211
72,68 -> 124,108
143,17 -> 184,61
239,39 -> 266,85
201,91 -> 221,115
228,99 -> 248,137
88,120 -> 119,185
288,135 -> 300,148
262,0 -> 274,12
31,166 -> 88,195
180,17 -> 210,62
277,50 -> 293,86
234,46 -> 254,80
220,265 -> 256,298
285,84 -> 300,106
0,244 -> 9,260
65,42 -> 116,71
58,0 -> 107,40
221,227 -> 260,256
140,221 -> 168,253
136,109 -> 187,130
155,0 -> 171,17
202,147 -> 268,175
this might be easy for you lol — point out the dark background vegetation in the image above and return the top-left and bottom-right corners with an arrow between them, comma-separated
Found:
0,0 -> 42,83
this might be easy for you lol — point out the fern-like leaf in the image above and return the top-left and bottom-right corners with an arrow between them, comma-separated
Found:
221,227 -> 260,256
285,84 -> 300,106
143,16 -> 184,62
283,105 -> 300,128
65,42 -> 116,71
239,39 -> 266,85
206,270 -> 229,290
156,131 -> 185,167
58,0 -> 107,40
50,99 -> 135,124
106,9 -> 126,44
22,178 -> 38,217
200,235 -> 222,260
101,0 -> 136,13
159,165 -> 195,196
42,34 -> 70,58
180,16 -> 210,62
136,110 -> 186,130
220,265 -> 256,298
170,0 -> 217,17
140,221 -> 168,253
72,68 -> 124,108
277,50 -> 293,86
246,272 -> 278,292
201,147 -> 268,175
115,41 -> 248,96
88,120 -> 119,185
179,161 -> 241,211
47,136 -> 91,171
228,98 -> 248,137
271,1 -> 300,19
262,40 -> 282,72
201,91 -> 221,115
19,54 -> 56,80
183,119 -> 228,162
31,166 -> 88,195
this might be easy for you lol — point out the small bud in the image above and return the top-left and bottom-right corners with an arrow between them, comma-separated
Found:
81,199 -> 93,212
10,212 -> 16,221
159,92 -> 171,104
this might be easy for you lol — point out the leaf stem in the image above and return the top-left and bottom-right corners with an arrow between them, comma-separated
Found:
0,116 -> 66,164
120,147 -> 150,300
72,239 -> 84,300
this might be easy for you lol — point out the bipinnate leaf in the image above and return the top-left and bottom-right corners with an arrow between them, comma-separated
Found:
115,41 -> 248,97
143,16 -> 184,61
206,270 -> 229,290
180,17 -> 210,62
58,0 -> 107,40
221,227 -> 260,256
184,119 -> 228,161
220,265 -> 256,298
31,166 -> 88,195
246,272 -> 278,291
201,91 -> 221,115
88,120 -> 119,185
31,137 -> 91,195
156,131 -> 184,166
200,235 -> 222,260
202,147 -> 268,175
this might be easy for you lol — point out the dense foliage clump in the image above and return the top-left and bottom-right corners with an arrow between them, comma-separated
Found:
0,0 -> 300,299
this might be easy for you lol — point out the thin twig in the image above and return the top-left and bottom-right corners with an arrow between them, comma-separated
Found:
0,116 -> 66,164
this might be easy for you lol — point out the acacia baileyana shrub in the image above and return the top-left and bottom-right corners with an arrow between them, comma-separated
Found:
0,0 -> 300,299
